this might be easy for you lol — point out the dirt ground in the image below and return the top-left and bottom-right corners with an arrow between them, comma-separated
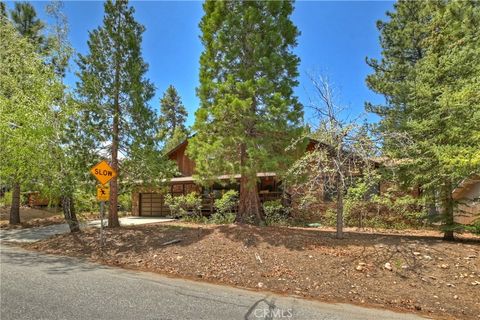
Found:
24,222 -> 480,320
0,206 -> 98,229
0,206 -> 65,229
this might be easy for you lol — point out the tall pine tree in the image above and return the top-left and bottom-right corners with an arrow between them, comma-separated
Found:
76,0 -> 155,228
10,2 -> 46,49
158,85 -> 188,152
188,1 -> 303,224
366,0 -> 480,240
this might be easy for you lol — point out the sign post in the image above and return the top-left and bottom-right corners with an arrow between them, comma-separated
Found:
90,161 -> 116,251
96,184 -> 110,248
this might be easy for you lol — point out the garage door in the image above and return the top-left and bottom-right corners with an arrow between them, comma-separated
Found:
139,193 -> 167,216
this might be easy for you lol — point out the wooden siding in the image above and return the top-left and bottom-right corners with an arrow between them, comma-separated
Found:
168,141 -> 195,176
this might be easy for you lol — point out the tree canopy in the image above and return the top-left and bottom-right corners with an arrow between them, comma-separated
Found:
76,0 -> 166,227
188,0 -> 303,224
366,0 -> 480,239
158,85 -> 189,153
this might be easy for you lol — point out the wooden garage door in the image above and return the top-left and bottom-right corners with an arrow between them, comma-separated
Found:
140,193 -> 165,216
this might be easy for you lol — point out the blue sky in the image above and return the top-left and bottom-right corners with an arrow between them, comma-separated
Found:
6,1 -> 393,126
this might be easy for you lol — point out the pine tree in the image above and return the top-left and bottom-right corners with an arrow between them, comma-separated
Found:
188,1 -> 303,224
76,0 -> 156,228
10,2 -> 46,49
0,2 -> 7,19
366,0 -> 480,240
158,85 -> 188,152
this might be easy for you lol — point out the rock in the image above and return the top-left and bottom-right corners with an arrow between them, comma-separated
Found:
423,255 -> 432,260
401,264 -> 409,269
176,255 -> 183,260
356,265 -> 364,271
257,282 -> 264,288
413,252 -> 421,256
384,262 -> 393,271
454,295 -> 459,300
446,283 -> 455,287
440,264 -> 449,269
358,262 -> 366,266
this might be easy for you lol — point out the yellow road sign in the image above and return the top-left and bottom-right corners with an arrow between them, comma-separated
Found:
96,184 -> 110,202
90,160 -> 117,185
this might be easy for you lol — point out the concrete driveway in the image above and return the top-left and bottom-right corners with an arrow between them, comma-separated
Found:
0,216 -> 174,243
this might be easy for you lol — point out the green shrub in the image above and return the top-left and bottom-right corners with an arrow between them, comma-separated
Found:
343,182 -> 426,229
214,190 -> 238,215
209,190 -> 238,224
0,191 -> 12,207
263,200 -> 290,226
463,219 -> 480,234
323,208 -> 337,227
165,192 -> 202,219
209,211 -> 236,224
118,192 -> 132,212
73,189 -> 97,213
183,214 -> 209,224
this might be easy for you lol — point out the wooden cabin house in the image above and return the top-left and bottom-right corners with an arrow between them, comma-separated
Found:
132,139 -> 285,216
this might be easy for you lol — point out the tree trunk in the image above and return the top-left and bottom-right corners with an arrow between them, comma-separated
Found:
9,182 -> 21,225
236,143 -> 263,225
108,104 -> 120,228
336,174 -> 344,239
442,181 -> 455,241
109,35 -> 121,229
428,189 -> 438,219
61,195 -> 80,233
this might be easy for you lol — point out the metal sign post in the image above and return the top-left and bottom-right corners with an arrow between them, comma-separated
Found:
90,160 -> 116,254
100,200 -> 105,250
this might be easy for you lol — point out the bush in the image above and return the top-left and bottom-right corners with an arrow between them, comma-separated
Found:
343,182 -> 426,229
209,211 -> 236,224
263,200 -> 290,226
0,191 -> 12,207
209,190 -> 238,224
465,219 -> 480,234
118,192 -> 132,212
214,190 -> 238,215
165,192 -> 202,219
73,189 -> 97,213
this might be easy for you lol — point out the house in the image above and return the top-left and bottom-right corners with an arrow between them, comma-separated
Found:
131,139 -> 287,216
134,138 -> 480,224
453,174 -> 480,225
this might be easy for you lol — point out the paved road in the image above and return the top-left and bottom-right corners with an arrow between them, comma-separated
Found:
0,245 -> 426,320
0,217 -> 174,243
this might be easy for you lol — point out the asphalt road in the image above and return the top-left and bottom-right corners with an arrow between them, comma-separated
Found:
0,217 -> 174,243
0,245 -> 426,320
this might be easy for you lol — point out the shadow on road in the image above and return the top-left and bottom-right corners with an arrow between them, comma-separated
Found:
1,244 -> 108,275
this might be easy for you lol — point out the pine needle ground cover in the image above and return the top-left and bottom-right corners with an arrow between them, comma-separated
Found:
23,222 -> 480,319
